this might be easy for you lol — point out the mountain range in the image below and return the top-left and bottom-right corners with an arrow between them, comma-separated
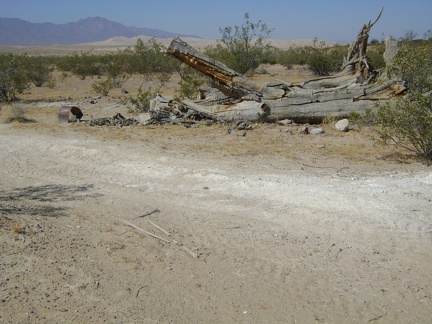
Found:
0,17 -> 199,45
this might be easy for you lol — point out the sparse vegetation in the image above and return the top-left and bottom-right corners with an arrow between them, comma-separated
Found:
177,64 -> 205,99
303,40 -> 346,76
353,34 -> 432,161
125,86 -> 159,113
24,55 -> 54,87
92,78 -> 113,96
55,50 -> 103,80
0,53 -> 30,102
104,51 -> 129,88
126,38 -> 179,76
1,19 -> 430,164
205,13 -> 275,74
4,104 -> 35,123
358,93 -> 432,160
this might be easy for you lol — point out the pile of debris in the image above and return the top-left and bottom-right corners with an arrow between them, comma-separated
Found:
88,113 -> 140,127
147,93 -> 226,126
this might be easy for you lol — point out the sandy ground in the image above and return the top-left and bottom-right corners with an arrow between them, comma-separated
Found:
0,68 -> 431,323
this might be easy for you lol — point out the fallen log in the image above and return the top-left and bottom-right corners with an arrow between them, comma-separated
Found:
166,37 -> 263,100
165,9 -> 406,123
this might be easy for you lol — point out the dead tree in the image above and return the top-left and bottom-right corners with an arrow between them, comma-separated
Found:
164,10 -> 406,123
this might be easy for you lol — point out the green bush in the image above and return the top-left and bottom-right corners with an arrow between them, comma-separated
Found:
92,78 -> 113,96
353,36 -> 432,161
276,42 -> 347,76
177,65 -> 205,99
53,39 -> 178,82
367,43 -> 386,71
56,51 -> 103,80
390,38 -> 432,93
104,52 -> 129,88
125,86 -> 158,113
205,13 -> 274,74
25,55 -> 54,87
126,38 -> 179,76
276,47 -> 305,69
0,53 -> 30,102
357,93 -> 432,160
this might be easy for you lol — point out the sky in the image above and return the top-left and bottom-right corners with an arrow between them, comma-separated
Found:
1,0 -> 431,43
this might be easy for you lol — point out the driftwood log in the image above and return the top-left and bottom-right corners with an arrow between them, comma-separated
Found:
164,10 -> 406,123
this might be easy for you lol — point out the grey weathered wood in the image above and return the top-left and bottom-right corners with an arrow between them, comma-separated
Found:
166,37 -> 263,99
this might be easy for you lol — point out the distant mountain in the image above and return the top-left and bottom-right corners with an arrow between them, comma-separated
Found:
0,17 -> 199,45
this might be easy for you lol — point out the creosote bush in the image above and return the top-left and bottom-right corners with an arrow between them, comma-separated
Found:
354,94 -> 432,161
125,86 -> 158,113
92,78 -> 113,96
177,65 -> 205,99
352,35 -> 432,162
0,53 -> 30,102
205,13 -> 274,74
25,55 -> 54,87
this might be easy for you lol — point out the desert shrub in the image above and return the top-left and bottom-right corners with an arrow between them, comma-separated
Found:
4,104 -> 34,123
355,93 -> 432,160
276,47 -> 306,69
46,77 -> 56,89
205,13 -> 274,74
53,40 -> 177,83
125,86 -> 158,113
390,37 -> 432,93
276,42 -> 347,75
0,53 -> 30,102
56,51 -> 103,79
25,55 -> 54,87
126,38 -> 179,75
352,36 -> 432,161
104,52 -> 130,88
306,48 -> 335,76
92,78 -> 113,96
369,38 -> 381,46
367,42 -> 386,70
177,65 -> 205,99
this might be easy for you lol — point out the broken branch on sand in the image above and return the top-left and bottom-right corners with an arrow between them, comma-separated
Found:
121,219 -> 170,243
147,220 -> 171,236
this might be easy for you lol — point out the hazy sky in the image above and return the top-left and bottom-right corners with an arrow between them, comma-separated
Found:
1,0 -> 431,42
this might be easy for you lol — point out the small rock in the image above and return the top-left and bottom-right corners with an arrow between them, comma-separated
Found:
235,121 -> 252,130
138,113 -> 151,124
335,119 -> 349,132
278,119 -> 293,126
298,126 -> 309,134
281,129 -> 293,134
310,127 -> 324,135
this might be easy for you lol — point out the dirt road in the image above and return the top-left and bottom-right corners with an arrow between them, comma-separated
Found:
0,109 -> 431,323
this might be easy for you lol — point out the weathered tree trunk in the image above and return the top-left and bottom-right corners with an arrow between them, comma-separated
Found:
165,10 -> 406,123
166,37 -> 264,100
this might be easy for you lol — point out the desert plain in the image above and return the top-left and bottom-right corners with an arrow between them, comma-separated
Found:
0,40 -> 431,323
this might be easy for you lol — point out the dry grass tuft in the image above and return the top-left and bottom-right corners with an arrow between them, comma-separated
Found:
12,223 -> 27,235
4,104 -> 36,124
